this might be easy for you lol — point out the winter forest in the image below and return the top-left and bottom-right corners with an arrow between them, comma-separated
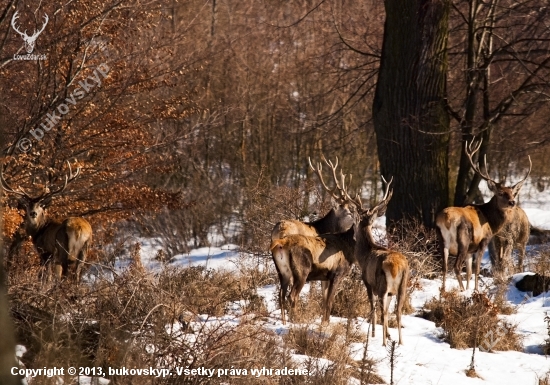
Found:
1,0 -> 550,384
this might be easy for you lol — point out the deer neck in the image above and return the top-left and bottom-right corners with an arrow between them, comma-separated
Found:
356,222 -> 382,256
25,217 -> 52,239
310,208 -> 336,234
481,198 -> 512,234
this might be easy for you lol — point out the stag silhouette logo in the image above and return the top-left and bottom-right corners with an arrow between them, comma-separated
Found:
11,11 -> 48,54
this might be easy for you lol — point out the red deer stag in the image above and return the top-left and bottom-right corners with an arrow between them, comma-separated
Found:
488,206 -> 530,275
271,156 -> 355,241
270,156 -> 356,325
350,177 -> 409,345
1,162 -> 92,283
436,141 -> 531,291
270,224 -> 356,325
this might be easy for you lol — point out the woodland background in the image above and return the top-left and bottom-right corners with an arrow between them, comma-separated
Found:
1,1 -> 550,384
1,0 -> 549,247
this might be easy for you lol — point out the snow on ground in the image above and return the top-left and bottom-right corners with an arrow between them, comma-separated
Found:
255,273 -> 550,385
117,241 -> 243,272
170,204 -> 550,384
102,192 -> 550,384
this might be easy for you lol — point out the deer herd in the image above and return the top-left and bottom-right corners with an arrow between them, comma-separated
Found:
270,142 -> 532,345
0,141 -> 534,345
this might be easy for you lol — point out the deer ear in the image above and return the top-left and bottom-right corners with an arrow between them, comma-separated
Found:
486,180 -> 498,193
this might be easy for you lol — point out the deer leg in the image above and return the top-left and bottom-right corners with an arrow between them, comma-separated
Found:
381,293 -> 390,346
321,279 -> 334,325
474,249 -> 484,292
437,229 -> 448,292
465,255 -> 472,290
454,254 -> 465,291
321,280 -> 329,307
278,273 -> 291,325
396,274 -> 407,345
455,225 -> 470,291
362,273 -> 376,337
323,274 -> 344,326
288,276 -> 306,323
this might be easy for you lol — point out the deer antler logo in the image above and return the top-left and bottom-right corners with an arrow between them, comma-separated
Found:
11,11 -> 49,54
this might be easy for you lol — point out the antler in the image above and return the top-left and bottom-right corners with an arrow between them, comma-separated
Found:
347,176 -> 393,215
367,176 -> 394,216
308,155 -> 353,204
10,12 -> 26,37
512,155 -> 532,193
40,160 -> 81,200
11,12 -> 48,38
465,139 -> 499,186
0,167 -> 31,199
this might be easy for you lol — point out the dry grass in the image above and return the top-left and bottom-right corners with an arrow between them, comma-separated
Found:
539,371 -> 550,385
421,289 -> 523,351
6,243 -> 384,385
531,245 -> 550,276
332,266 -> 371,320
283,323 -> 383,385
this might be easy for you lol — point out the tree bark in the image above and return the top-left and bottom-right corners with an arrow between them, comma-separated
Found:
373,0 -> 451,229
0,130 -> 20,385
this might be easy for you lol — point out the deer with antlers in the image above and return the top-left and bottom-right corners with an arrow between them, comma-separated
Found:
270,157 -> 357,325
436,141 -> 531,291
350,177 -> 409,345
2,162 -> 92,283
271,156 -> 355,241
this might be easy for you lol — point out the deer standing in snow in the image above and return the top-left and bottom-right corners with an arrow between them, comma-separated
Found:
270,157 -> 357,325
271,156 -> 356,324
270,225 -> 356,325
436,141 -> 531,291
350,177 -> 409,345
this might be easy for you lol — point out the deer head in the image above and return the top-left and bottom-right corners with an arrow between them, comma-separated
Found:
349,175 -> 393,228
11,11 -> 49,54
1,161 -> 81,232
466,140 -> 531,210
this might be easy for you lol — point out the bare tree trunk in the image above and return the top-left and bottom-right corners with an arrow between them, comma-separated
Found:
373,0 -> 451,229
0,130 -> 20,385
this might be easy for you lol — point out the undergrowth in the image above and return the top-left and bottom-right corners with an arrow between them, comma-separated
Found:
421,289 -> 523,351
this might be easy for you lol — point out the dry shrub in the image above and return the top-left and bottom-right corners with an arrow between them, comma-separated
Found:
283,323 -> 383,385
491,278 -> 516,315
530,245 -> 550,276
389,218 -> 440,281
156,266 -> 261,317
421,290 -> 523,351
332,266 -> 371,320
8,255 -> 291,385
240,168 -> 329,258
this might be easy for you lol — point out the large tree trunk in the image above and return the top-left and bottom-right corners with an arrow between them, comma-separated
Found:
0,133 -> 19,385
373,0 -> 451,229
